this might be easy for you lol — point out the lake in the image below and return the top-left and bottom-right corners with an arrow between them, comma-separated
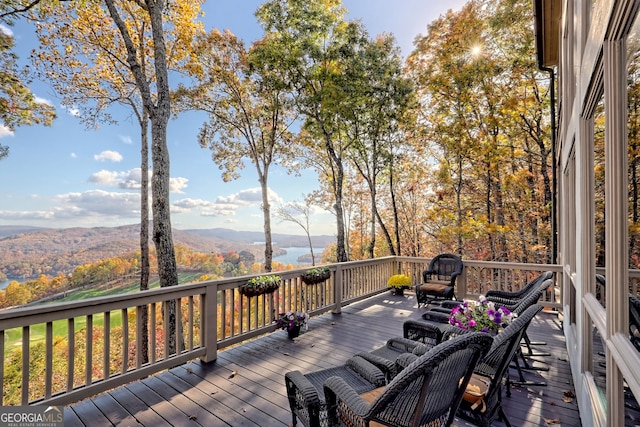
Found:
273,247 -> 324,266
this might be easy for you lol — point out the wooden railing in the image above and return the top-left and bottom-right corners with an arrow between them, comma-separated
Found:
0,257 -> 561,406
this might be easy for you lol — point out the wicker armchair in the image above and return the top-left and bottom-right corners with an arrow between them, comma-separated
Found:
415,253 -> 463,307
323,332 -> 493,427
630,295 -> 640,351
356,337 -> 431,381
403,315 -> 454,344
421,279 -> 551,319
284,355 -> 386,427
592,275 -> 640,350
456,304 -> 543,427
484,271 -> 554,305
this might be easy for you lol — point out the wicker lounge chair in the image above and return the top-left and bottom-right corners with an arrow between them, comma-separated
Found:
284,355 -> 386,427
323,332 -> 493,427
357,337 -> 432,381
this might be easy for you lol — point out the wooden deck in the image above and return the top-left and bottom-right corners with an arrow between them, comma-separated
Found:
63,291 -> 582,427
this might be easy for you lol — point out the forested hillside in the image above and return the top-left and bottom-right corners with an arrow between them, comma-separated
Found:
0,224 -> 334,280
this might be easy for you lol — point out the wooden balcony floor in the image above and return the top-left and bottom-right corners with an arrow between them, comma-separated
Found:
63,291 -> 582,427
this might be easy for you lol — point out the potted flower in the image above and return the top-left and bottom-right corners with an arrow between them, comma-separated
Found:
448,295 -> 516,335
239,274 -> 281,297
300,266 -> 331,285
276,310 -> 309,339
387,274 -> 412,296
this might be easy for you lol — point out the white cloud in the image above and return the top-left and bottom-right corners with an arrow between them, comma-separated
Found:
0,190 -> 141,223
54,190 -> 140,217
88,168 -> 187,193
173,197 -> 236,217
67,106 -> 80,117
94,150 -> 123,162
0,124 -> 14,139
171,187 -> 283,219
119,135 -> 133,145
88,168 -> 149,189
0,210 -> 54,220
70,152 -> 77,158
0,25 -> 13,37
170,177 -> 188,193
173,198 -> 215,209
34,96 -> 53,106
215,187 -> 283,206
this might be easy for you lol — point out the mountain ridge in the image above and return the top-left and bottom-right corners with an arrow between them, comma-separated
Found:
0,224 -> 334,280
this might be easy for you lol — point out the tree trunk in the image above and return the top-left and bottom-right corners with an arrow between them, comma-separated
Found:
139,111 -> 150,365
322,130 -> 348,263
367,186 -> 376,259
260,171 -> 273,272
334,170 -> 348,262
388,159 -> 401,256
456,154 -> 464,255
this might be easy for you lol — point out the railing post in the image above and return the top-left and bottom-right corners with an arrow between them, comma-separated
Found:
458,266 -> 468,300
333,265 -> 343,314
201,283 -> 218,363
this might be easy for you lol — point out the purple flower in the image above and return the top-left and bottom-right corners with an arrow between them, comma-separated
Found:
448,295 -> 514,335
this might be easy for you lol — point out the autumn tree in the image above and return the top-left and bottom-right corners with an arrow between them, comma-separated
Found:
276,197 -> 316,265
256,0 -> 375,262
5,280 -> 31,306
407,0 -> 553,261
32,0 -> 203,357
0,0 -> 56,160
342,33 -> 414,258
174,28 -> 296,272
407,5 -> 482,255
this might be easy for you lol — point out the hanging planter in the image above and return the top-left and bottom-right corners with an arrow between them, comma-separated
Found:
300,266 -> 331,285
239,274 -> 281,297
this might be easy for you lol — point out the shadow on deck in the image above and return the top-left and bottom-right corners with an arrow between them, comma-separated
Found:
63,292 -> 582,427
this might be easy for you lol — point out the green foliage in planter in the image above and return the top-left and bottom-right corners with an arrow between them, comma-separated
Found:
240,274 -> 281,296
301,266 -> 331,284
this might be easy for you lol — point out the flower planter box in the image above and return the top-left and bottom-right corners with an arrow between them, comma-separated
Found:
276,311 -> 308,340
387,274 -> 412,296
239,275 -> 281,297
301,269 -> 331,285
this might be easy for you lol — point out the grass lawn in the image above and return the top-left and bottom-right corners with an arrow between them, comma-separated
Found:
4,272 -> 205,349
4,311 -> 125,350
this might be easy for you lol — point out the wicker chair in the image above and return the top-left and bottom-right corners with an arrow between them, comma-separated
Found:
415,253 -> 463,307
356,337 -> 432,381
323,332 -> 493,427
630,294 -> 640,351
592,275 -> 640,350
456,304 -> 543,427
284,355 -> 386,427
484,271 -> 554,306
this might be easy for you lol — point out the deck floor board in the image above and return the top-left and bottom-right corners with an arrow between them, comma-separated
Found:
66,291 -> 583,426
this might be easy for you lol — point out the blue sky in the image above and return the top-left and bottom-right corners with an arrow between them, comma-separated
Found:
0,0 -> 467,235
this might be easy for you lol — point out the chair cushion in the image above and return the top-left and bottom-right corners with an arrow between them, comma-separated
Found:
419,283 -> 454,297
360,386 -> 385,403
357,387 -> 386,427
462,373 -> 491,413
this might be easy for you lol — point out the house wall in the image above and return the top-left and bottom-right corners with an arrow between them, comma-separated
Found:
557,0 -> 640,425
